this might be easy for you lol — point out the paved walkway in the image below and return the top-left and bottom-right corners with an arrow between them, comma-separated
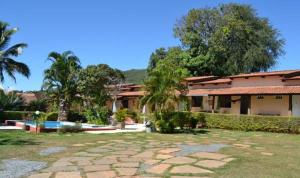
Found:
28,139 -> 235,178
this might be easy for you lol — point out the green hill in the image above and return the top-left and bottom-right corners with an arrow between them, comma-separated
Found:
123,69 -> 147,84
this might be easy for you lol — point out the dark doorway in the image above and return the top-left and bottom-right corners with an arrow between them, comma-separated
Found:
121,99 -> 129,108
240,95 -> 250,114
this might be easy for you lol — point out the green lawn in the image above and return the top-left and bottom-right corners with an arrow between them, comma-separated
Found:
0,129 -> 300,177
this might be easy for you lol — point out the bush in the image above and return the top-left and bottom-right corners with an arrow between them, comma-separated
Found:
68,111 -> 87,123
194,112 -> 300,134
44,112 -> 58,121
27,99 -> 48,112
84,107 -> 110,125
58,123 -> 82,133
155,119 -> 175,133
115,109 -> 129,122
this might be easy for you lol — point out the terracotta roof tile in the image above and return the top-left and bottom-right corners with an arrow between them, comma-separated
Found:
199,78 -> 232,84
185,76 -> 217,81
230,70 -> 300,78
284,76 -> 300,80
118,91 -> 145,97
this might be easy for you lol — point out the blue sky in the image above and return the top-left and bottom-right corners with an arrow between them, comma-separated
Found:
1,0 -> 300,91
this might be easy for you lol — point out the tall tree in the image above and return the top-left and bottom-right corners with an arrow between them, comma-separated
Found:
0,22 -> 30,82
77,64 -> 125,108
147,48 -> 167,72
174,3 -> 285,76
142,58 -> 189,113
42,51 -> 81,121
147,46 -> 188,72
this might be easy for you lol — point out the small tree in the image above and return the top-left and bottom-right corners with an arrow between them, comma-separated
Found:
77,64 -> 124,108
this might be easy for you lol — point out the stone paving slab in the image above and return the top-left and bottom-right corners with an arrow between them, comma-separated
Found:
113,162 -> 140,168
55,171 -> 82,178
170,165 -> 213,174
190,152 -> 230,160
196,160 -> 227,168
146,164 -> 171,174
171,176 -> 211,178
115,168 -> 138,176
83,165 -> 110,172
28,172 -> 52,178
86,171 -> 116,178
159,148 -> 181,154
163,156 -> 197,164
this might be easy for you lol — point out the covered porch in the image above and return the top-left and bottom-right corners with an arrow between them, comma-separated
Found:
188,86 -> 300,116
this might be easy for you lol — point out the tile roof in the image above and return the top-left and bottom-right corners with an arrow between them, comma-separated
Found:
118,91 -> 145,97
198,78 -> 232,84
188,86 -> 300,96
283,76 -> 300,80
184,76 -> 217,81
18,93 -> 38,104
229,70 -> 300,78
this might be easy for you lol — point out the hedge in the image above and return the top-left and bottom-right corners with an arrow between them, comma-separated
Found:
193,112 -> 300,134
0,111 -> 44,123
151,111 -> 300,134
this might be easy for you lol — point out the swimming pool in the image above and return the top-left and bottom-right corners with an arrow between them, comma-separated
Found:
5,120 -> 117,132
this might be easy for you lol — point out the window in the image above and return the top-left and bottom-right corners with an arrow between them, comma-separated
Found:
218,95 -> 231,108
121,99 -> 129,108
257,95 -> 264,99
191,96 -> 203,107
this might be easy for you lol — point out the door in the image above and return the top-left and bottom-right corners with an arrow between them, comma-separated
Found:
240,95 -> 250,114
292,95 -> 300,116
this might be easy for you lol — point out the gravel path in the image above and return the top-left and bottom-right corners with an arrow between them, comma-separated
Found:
39,147 -> 66,156
0,159 -> 47,178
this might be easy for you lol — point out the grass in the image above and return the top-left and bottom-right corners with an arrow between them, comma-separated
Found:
0,129 -> 300,177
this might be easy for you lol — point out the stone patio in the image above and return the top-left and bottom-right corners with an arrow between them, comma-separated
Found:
27,139 -> 235,178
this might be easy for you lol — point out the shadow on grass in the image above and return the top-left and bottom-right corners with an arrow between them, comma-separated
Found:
0,138 -> 41,146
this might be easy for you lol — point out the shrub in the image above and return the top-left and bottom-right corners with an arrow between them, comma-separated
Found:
44,112 -> 58,121
68,111 -> 87,123
194,112 -> 300,133
155,119 -> 175,133
58,123 -> 82,133
84,107 -> 110,125
115,109 -> 129,122
27,99 -> 48,112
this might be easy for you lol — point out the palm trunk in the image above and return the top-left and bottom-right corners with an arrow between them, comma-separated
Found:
57,98 -> 69,121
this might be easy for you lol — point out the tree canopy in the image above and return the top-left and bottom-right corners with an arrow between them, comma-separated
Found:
0,21 -> 30,82
172,3 -> 284,76
77,64 -> 125,107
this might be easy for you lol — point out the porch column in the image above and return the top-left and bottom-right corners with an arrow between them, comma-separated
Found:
247,95 -> 251,115
288,94 -> 292,116
212,96 -> 215,113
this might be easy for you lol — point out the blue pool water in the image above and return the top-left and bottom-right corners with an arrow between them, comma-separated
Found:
25,121 -> 62,129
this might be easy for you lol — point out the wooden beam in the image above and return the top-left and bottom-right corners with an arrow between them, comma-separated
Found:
289,94 -> 292,116
212,96 -> 215,113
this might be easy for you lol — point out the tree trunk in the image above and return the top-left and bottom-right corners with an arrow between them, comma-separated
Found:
57,99 -> 69,121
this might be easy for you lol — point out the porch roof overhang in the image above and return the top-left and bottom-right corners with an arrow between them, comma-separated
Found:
118,91 -> 145,97
187,86 -> 300,96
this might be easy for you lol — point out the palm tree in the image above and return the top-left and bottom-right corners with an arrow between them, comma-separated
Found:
0,90 -> 24,111
42,51 -> 81,121
141,59 -> 188,113
0,21 -> 30,82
